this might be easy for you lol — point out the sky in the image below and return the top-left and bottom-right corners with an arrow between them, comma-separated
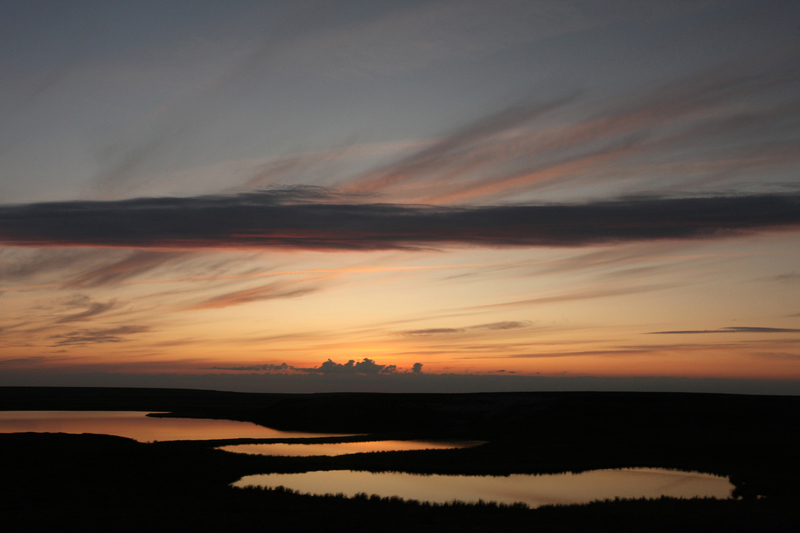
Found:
1,0 -> 799,394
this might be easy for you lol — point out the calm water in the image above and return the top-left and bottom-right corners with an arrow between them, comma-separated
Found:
0,411 -> 344,442
233,468 -> 734,508
219,440 -> 483,456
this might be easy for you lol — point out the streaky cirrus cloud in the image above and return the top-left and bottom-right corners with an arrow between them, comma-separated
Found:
210,363 -> 292,372
1,188 -> 799,251
47,325 -> 150,346
650,326 -> 800,334
63,250 -> 193,288
186,282 -> 318,310
402,328 -> 465,336
401,321 -> 531,336
339,57 -> 800,204
55,299 -> 117,324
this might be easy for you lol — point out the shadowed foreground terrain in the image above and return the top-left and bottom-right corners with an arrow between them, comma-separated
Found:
1,387 -> 799,531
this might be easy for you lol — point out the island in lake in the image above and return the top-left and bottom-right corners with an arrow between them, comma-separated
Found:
1,387 -> 798,532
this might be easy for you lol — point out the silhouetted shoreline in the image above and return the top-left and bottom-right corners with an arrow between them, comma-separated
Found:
2,387 -> 799,531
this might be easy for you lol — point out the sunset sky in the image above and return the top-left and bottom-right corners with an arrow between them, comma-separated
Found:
1,0 -> 799,393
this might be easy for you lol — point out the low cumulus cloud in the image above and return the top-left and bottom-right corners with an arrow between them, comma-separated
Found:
209,359 -> 426,375
298,358 -> 398,375
1,188 -> 799,251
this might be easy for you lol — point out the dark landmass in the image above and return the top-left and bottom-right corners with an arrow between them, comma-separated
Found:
1,387 -> 799,531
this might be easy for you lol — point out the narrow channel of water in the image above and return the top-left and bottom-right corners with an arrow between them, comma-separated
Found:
232,468 -> 734,508
219,440 -> 483,456
0,411 -> 343,442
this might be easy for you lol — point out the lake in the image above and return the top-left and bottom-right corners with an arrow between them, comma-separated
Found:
218,440 -> 484,456
0,411 -> 344,442
232,468 -> 734,508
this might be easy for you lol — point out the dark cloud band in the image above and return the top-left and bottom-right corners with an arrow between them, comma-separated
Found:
1,190 -> 799,251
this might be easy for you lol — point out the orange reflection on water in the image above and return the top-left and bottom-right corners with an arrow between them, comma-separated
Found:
233,468 -> 734,507
219,440 -> 483,456
0,411 -> 342,442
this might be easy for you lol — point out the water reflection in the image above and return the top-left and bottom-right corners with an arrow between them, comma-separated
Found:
219,440 -> 483,456
233,468 -> 734,508
0,411 -> 342,442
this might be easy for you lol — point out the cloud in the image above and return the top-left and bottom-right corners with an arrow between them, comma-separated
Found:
345,95 -> 577,194
186,282 -> 317,310
472,321 -> 530,330
650,326 -> 800,334
402,328 -> 465,336
55,299 -> 117,323
500,349 -> 651,359
297,358 -> 398,375
63,250 -> 191,287
210,363 -> 292,372
1,189 -> 799,251
0,356 -> 49,366
769,272 -> 800,283
475,283 -> 672,310
210,360 -> 427,374
289,0 -> 608,77
205,54 -> 800,208
0,248 -> 97,282
400,321 -> 530,336
751,352 -> 800,361
47,325 -> 150,346
330,55 -> 800,204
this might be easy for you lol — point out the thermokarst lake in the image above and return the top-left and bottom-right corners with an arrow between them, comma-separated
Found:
0,410 -> 735,508
232,468 -> 734,508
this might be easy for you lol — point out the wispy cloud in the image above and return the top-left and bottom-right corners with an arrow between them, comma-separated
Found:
0,248 -> 98,281
650,326 -> 800,334
210,362 -> 292,372
47,325 -> 150,346
2,189 -> 799,251
63,250 -> 192,287
400,321 -> 530,336
769,272 -> 800,283
186,281 -> 318,310
344,95 -> 578,195
474,283 -> 673,310
473,320 -> 530,330
55,299 -> 117,323
402,328 -> 465,336
337,56 -> 800,204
